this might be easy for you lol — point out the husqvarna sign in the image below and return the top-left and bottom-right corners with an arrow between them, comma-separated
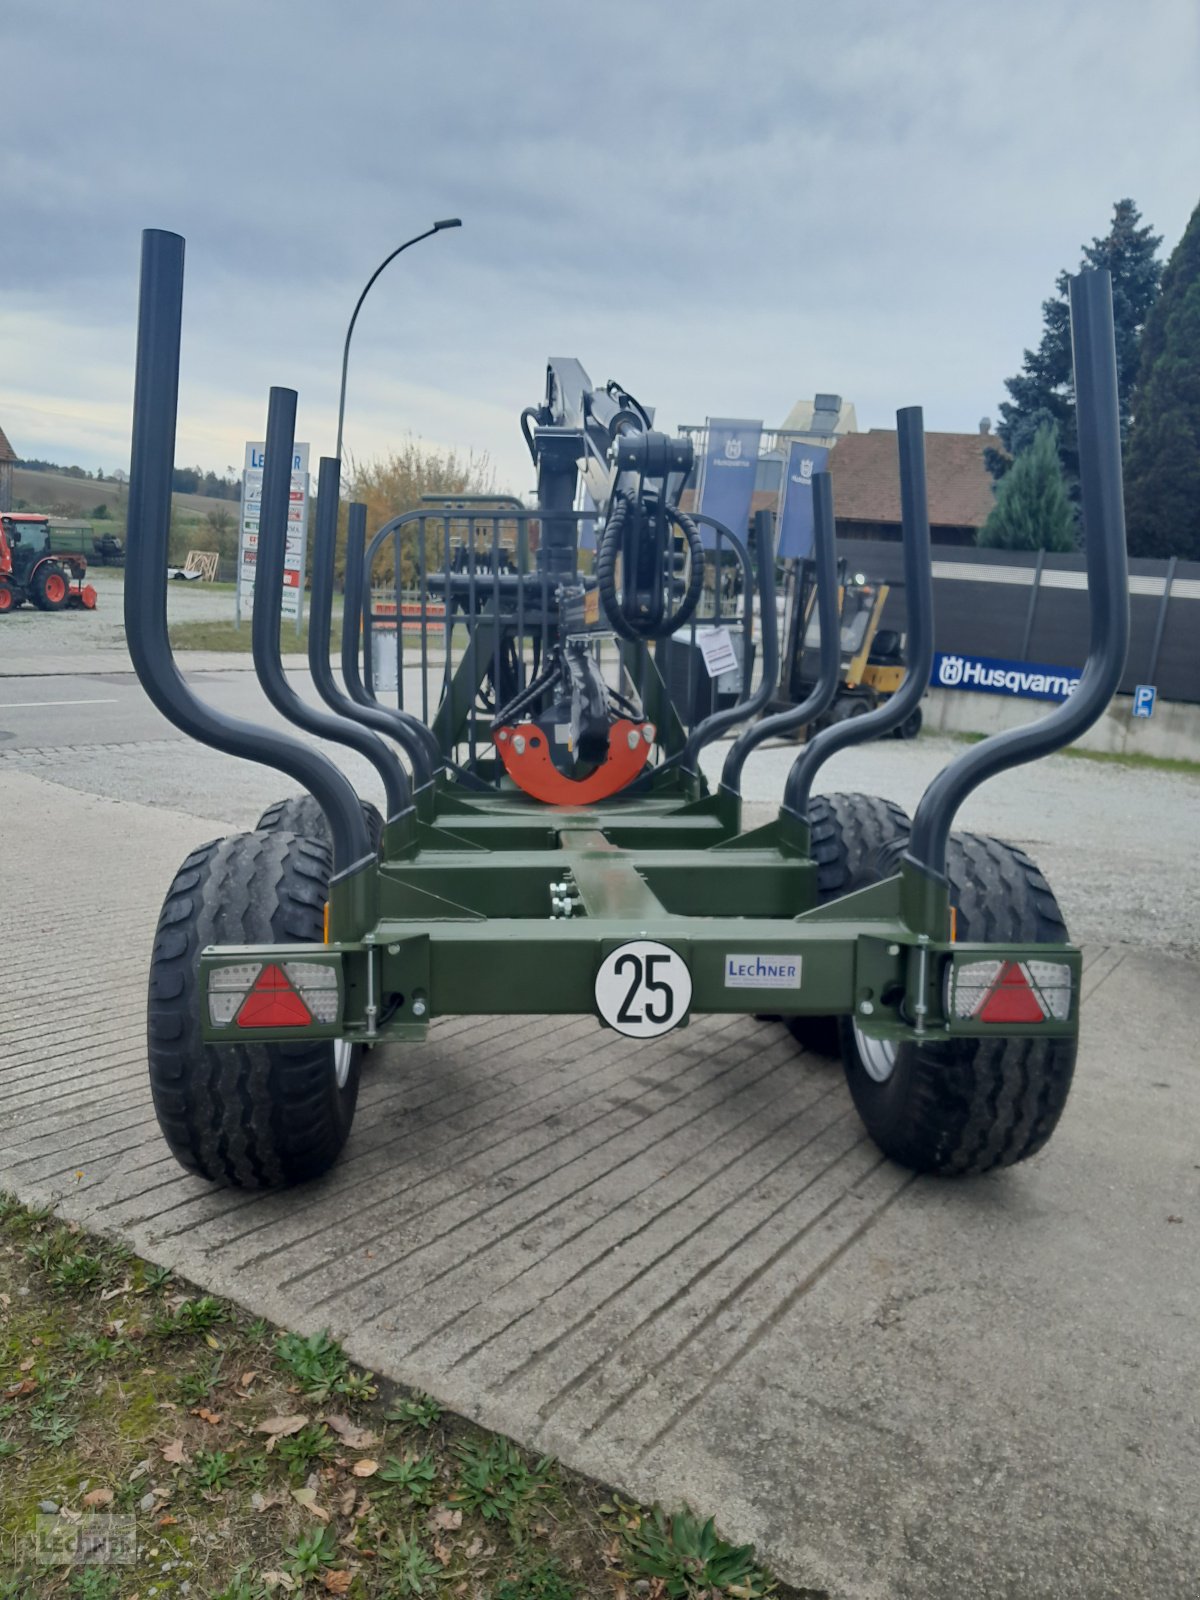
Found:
696,417 -> 762,548
934,651 -> 1081,702
777,441 -> 829,559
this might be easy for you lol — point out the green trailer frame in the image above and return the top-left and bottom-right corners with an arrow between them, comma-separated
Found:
123,229 -> 1129,1186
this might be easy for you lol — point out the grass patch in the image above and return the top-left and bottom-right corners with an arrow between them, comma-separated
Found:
0,1195 -> 795,1599
942,729 -> 1200,776
167,619 -> 342,655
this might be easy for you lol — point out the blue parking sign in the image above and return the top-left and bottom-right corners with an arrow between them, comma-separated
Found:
1132,685 -> 1156,718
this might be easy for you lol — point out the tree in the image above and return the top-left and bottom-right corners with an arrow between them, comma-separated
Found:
978,422 -> 1076,552
990,200 -> 1163,485
1123,201 -> 1200,560
342,439 -> 499,586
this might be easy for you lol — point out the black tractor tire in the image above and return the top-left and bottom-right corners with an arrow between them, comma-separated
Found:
894,705 -> 923,740
255,793 -> 385,856
30,561 -> 70,611
841,831 -> 1076,1176
147,829 -> 361,1188
787,792 -> 912,1057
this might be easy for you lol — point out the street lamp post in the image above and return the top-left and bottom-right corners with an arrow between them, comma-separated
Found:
334,219 -> 462,468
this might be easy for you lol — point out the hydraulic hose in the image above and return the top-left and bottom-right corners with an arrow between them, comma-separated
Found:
595,496 -> 704,641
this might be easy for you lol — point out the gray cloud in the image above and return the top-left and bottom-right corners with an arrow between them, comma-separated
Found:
5,0 -> 1198,489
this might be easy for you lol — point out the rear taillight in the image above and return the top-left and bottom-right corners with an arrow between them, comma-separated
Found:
206,958 -> 341,1030
948,957 -> 1072,1025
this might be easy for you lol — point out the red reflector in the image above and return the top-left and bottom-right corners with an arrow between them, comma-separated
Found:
236,963 -> 312,1029
977,961 -> 1044,1025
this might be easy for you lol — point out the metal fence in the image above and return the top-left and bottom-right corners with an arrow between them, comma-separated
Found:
837,540 -> 1200,704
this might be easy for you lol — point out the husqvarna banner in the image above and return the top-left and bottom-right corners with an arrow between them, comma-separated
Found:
696,418 -> 762,548
776,441 -> 830,559
933,651 -> 1081,701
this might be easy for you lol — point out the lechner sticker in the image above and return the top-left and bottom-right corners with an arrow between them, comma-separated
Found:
724,954 -> 802,989
595,941 -> 692,1038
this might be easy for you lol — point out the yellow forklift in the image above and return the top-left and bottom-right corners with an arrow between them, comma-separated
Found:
774,556 -> 922,738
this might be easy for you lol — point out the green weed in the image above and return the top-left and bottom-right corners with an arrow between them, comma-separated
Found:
453,1435 -> 554,1532
623,1506 -> 773,1599
377,1526 -> 442,1595
495,1556 -> 579,1600
191,1447 -> 237,1490
287,1522 -> 339,1580
386,1391 -> 443,1429
379,1449 -> 437,1502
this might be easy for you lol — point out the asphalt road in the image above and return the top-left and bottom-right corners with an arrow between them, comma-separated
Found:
2,644 -> 1199,1598
1,658 -> 1196,956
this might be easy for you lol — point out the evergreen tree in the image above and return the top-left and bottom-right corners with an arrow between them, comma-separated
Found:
990,200 -> 1163,484
1123,200 -> 1200,560
978,422 -> 1076,552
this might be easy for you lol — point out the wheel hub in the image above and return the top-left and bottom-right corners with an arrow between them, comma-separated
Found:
853,1021 -> 897,1083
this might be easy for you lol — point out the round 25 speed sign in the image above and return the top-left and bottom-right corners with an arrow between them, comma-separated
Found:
594,940 -> 692,1038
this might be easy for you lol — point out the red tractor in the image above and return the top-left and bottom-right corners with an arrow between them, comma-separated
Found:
0,513 -> 96,613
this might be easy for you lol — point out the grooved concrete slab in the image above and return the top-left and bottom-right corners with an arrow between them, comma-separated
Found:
2,763 -> 1199,1599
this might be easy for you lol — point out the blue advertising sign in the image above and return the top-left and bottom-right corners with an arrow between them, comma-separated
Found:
1132,685 -> 1156,718
933,651 -> 1081,701
776,441 -> 830,559
696,417 -> 762,549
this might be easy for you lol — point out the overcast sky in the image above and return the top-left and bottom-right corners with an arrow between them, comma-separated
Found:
5,0 -> 1198,495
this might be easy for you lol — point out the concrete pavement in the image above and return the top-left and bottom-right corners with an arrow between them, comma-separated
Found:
1,671 -> 1198,1597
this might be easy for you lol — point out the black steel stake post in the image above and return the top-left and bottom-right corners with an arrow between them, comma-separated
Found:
678,509 -> 781,777
334,220 -> 462,468
124,229 -> 371,884
248,433 -> 412,827
779,407 -> 936,846
720,473 -> 843,797
905,268 -> 1130,883
340,505 -> 442,781
307,459 -> 436,807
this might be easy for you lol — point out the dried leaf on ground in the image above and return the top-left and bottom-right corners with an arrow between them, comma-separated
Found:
324,1413 -> 378,1450
250,1491 -> 290,1514
321,1573 -> 353,1596
429,1507 -> 463,1532
257,1413 -> 308,1439
350,1458 -> 378,1478
433,1539 -> 453,1567
259,1414 -> 307,1452
338,1487 -> 357,1516
82,1489 -> 113,1508
261,1574 -> 296,1593
161,1439 -> 190,1466
191,1406 -> 222,1426
291,1485 -> 331,1523
18,1355 -> 36,1372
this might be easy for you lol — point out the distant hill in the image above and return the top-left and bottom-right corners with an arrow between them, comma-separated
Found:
11,467 -> 222,522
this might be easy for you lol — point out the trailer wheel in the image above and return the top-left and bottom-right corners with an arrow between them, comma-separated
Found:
255,793 -> 384,856
787,793 -> 911,1056
31,561 -> 70,611
842,832 -> 1076,1175
894,706 -> 923,740
147,829 -> 360,1188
